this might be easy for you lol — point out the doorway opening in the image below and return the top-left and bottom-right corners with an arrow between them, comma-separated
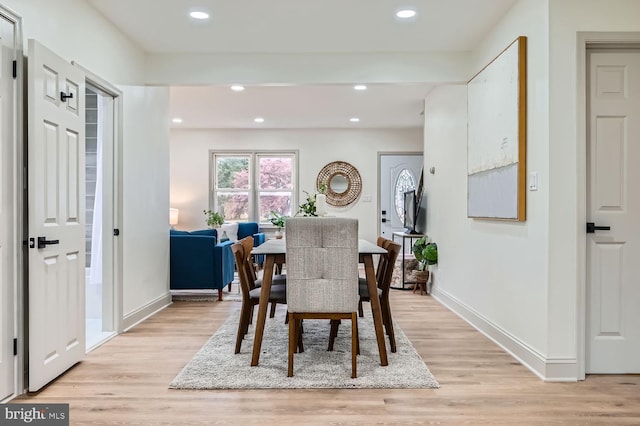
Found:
85,84 -> 116,351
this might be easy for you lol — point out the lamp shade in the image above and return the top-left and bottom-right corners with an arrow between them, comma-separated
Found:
169,208 -> 179,226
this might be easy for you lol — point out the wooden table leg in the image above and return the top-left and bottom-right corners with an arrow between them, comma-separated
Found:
363,254 -> 388,366
251,254 -> 274,366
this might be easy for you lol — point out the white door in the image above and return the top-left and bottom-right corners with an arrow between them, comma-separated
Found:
28,40 -> 86,391
379,154 -> 423,239
0,13 -> 17,401
586,48 -> 640,373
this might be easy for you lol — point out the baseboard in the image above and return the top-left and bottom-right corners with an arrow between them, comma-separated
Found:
431,287 -> 578,382
122,291 -> 172,332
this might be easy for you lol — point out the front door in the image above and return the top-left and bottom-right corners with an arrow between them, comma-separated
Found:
0,11 -> 17,401
27,40 -> 86,391
379,154 -> 423,239
586,48 -> 640,373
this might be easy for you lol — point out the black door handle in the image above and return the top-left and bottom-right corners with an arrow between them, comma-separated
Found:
37,236 -> 60,249
586,222 -> 611,234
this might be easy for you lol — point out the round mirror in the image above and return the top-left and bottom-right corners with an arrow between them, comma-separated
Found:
316,161 -> 362,207
329,173 -> 349,194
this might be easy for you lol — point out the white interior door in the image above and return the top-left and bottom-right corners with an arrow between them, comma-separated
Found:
0,13 -> 17,401
379,154 -> 423,239
28,39 -> 86,391
586,48 -> 640,373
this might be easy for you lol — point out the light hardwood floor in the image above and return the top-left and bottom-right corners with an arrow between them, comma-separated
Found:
14,290 -> 640,425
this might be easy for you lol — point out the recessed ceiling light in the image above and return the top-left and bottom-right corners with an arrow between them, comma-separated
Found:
254,117 -> 265,123
231,85 -> 245,92
172,118 -> 183,124
189,11 -> 210,20
353,85 -> 367,91
396,9 -> 417,19
349,118 -> 360,123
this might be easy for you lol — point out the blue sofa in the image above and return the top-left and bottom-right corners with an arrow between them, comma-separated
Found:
169,222 -> 265,300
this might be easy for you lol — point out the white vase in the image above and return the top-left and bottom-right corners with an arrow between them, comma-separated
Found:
274,229 -> 283,239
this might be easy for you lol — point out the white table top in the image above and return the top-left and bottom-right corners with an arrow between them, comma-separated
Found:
251,238 -> 386,255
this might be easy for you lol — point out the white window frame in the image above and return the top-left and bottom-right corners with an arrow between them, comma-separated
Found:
210,150 -> 298,224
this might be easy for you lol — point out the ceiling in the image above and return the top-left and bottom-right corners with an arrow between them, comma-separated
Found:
86,0 -> 517,129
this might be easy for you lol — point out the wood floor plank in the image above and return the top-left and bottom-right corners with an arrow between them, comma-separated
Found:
12,293 -> 640,425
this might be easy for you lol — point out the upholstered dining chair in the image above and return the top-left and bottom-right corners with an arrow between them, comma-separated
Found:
231,242 -> 287,354
285,217 -> 360,378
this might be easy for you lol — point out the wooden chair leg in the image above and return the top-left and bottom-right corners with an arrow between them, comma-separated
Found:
381,297 -> 396,353
269,302 -> 277,318
218,288 -> 223,301
351,313 -> 358,379
235,303 -> 251,354
288,313 -> 296,377
358,300 -> 364,317
328,319 -> 340,351
296,318 -> 304,353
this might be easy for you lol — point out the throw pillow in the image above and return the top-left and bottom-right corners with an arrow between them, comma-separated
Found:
220,222 -> 239,242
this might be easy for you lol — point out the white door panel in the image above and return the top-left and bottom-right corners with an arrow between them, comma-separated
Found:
28,39 -> 86,391
379,154 -> 423,239
0,13 -> 16,401
587,49 -> 640,373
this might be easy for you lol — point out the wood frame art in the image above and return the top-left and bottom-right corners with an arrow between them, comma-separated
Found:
467,36 -> 527,221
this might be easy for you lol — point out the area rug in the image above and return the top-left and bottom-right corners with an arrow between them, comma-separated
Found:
170,308 -> 439,389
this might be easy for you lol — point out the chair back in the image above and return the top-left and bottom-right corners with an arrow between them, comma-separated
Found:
239,236 -> 258,281
379,239 -> 401,295
231,242 -> 254,300
285,217 -> 359,313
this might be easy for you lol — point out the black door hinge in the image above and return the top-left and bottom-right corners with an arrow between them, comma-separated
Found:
13,338 -> 17,356
113,228 -> 120,236
12,60 -> 16,79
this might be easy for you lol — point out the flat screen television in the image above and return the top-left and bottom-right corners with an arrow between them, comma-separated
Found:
403,190 -> 418,234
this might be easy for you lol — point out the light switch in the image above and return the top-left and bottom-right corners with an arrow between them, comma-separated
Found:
528,172 -> 538,191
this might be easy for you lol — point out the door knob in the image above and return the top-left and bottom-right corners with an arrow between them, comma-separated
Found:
586,222 -> 611,234
37,236 -> 60,249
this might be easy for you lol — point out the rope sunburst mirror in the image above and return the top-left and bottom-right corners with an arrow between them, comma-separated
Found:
316,161 -> 362,207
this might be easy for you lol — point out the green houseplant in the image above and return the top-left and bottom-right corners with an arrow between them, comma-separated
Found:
268,211 -> 288,239
203,209 -> 224,228
412,236 -> 438,271
297,184 -> 327,217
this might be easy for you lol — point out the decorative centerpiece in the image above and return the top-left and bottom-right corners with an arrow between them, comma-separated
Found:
203,210 -> 224,228
298,184 -> 327,217
268,211 -> 288,239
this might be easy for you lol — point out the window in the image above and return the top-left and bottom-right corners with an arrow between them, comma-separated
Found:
211,151 -> 297,223
394,169 -> 416,222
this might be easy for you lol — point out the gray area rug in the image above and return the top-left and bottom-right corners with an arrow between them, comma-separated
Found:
170,308 -> 439,389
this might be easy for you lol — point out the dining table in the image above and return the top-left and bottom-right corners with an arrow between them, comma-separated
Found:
250,238 -> 389,367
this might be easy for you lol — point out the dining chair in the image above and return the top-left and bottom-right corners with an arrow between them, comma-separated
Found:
330,237 -> 401,353
239,236 -> 286,319
231,242 -> 287,354
285,217 -> 360,378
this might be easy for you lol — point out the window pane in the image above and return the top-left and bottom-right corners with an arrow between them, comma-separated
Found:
217,156 -> 249,189
218,192 -> 249,221
394,169 -> 416,221
259,192 -> 292,221
259,157 -> 292,190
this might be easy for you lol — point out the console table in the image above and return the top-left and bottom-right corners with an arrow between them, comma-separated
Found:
391,231 -> 426,290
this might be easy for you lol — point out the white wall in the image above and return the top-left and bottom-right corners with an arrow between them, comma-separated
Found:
170,128 -> 422,243
424,0 -> 553,378
122,86 -> 170,321
4,0 -> 171,326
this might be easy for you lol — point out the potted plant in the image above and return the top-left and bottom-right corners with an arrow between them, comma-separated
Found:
411,236 -> 438,290
268,211 -> 288,239
297,184 -> 327,217
203,209 -> 224,228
